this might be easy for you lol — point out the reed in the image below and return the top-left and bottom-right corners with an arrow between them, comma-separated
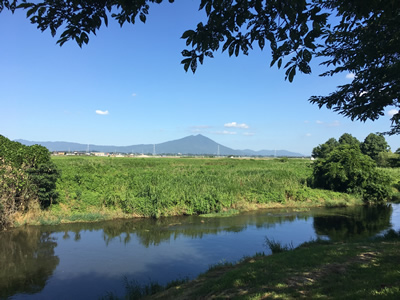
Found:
48,156 -> 363,221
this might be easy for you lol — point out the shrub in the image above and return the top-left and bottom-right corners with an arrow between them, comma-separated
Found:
311,145 -> 391,204
0,135 -> 60,229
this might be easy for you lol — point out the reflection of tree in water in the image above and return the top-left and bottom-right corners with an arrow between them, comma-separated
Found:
0,227 -> 59,299
19,209 -> 314,251
99,211 -> 313,247
313,204 -> 393,241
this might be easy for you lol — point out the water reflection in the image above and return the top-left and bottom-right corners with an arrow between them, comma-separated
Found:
98,212 -> 312,247
313,204 -> 393,240
0,227 -> 59,299
31,212 -> 310,249
0,204 -> 397,300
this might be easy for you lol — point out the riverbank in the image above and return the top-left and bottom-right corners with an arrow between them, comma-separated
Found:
12,156 -> 370,227
16,197 -> 364,227
111,230 -> 400,299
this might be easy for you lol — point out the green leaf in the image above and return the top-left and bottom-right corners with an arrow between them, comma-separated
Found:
181,50 -> 191,57
288,67 -> 296,82
235,44 -> 240,57
81,32 -> 89,45
181,30 -> 195,39
181,58 -> 191,72
190,59 -> 197,73
139,13 -> 146,23
258,38 -> 265,50
270,56 -> 277,67
199,54 -> 204,65
303,49 -> 312,62
26,6 -> 38,18
228,42 -> 235,56
205,2 -> 212,16
103,14 -> 108,27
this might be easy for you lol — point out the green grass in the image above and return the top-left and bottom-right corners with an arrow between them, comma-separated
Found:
44,156 -> 364,223
264,237 -> 294,254
100,276 -> 189,300
147,231 -> 400,299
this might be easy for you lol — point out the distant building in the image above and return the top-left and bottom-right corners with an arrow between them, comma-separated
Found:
53,151 -> 65,156
94,152 -> 107,157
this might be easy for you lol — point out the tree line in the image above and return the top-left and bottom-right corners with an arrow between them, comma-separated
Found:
310,133 -> 399,204
0,135 -> 60,228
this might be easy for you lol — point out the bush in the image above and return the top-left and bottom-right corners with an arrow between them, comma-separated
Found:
0,135 -> 60,228
311,145 -> 391,204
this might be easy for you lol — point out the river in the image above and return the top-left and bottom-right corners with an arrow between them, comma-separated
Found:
1,204 -> 399,300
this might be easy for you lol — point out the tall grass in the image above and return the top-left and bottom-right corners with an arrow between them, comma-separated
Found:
50,157 -> 361,219
264,237 -> 294,254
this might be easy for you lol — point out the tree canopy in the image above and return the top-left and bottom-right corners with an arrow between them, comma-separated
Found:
0,135 -> 60,228
361,133 -> 390,160
311,137 -> 338,159
338,133 -> 360,148
311,144 -> 391,204
2,0 -> 399,134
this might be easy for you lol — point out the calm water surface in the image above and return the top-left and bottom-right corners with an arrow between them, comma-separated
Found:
1,204 -> 399,300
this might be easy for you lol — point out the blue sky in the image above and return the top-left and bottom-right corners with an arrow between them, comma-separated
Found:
1,1 -> 398,155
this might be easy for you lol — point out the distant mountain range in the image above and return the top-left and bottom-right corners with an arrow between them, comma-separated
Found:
15,134 -> 304,157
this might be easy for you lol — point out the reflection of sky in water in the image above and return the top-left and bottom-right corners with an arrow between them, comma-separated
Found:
390,203 -> 400,231
10,204 -> 399,300
54,218 -> 316,279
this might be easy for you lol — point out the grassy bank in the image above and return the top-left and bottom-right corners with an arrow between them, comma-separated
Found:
16,156 -> 400,226
111,231 -> 400,299
17,156 -> 366,226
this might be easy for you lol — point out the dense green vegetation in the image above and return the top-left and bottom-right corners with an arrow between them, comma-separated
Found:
313,132 -> 399,167
311,133 -> 399,204
0,135 -> 59,229
43,156 -> 363,224
2,133 -> 398,227
311,145 -> 392,204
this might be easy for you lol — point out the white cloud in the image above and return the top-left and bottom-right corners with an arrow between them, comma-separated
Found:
346,73 -> 355,80
388,109 -> 399,117
224,122 -> 249,129
132,93 -> 137,97
95,110 -> 109,115
214,130 -> 237,135
316,120 -> 324,124
243,132 -> 255,136
305,133 -> 312,137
